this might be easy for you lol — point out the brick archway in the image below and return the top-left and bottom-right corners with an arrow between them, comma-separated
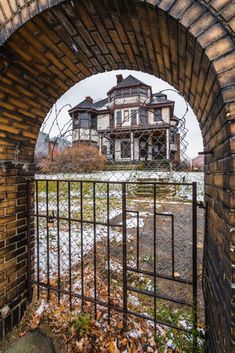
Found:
0,1 -> 234,351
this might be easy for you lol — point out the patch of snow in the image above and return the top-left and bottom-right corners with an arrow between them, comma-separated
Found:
35,299 -> 48,316
128,329 -> 142,339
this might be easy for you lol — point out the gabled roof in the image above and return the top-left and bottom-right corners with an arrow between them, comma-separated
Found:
69,97 -> 109,114
107,75 -> 150,95
93,97 -> 109,109
148,93 -> 174,106
68,98 -> 94,113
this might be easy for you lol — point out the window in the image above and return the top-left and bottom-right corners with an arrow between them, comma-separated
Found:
124,110 -> 129,123
154,109 -> 162,122
115,90 -> 122,98
140,87 -> 148,97
74,118 -> 79,127
140,109 -> 147,125
131,110 -> 137,125
170,127 -> 176,143
116,111 -> 122,125
90,115 -> 97,129
121,140 -> 131,159
131,87 -> 139,96
80,112 -> 89,128
123,88 -> 130,97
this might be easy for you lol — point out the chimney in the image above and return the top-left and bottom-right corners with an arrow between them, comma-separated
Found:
86,96 -> 93,103
116,74 -> 123,84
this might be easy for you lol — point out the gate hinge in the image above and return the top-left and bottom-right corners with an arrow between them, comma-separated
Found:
197,201 -> 205,209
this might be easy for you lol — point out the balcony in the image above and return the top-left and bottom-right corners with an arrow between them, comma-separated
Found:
72,128 -> 99,143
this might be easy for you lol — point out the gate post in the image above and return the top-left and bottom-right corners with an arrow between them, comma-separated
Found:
192,182 -> 198,352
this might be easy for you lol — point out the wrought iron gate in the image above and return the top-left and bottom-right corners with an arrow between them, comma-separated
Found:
28,178 -> 199,350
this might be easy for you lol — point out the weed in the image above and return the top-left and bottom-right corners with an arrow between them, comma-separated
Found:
74,312 -> 91,339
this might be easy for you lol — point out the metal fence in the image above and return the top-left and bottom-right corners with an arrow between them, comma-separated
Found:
28,178 -> 199,350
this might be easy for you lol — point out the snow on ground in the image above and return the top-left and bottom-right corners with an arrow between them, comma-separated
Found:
35,171 -> 204,201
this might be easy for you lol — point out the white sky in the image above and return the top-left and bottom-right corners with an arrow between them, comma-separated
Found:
41,70 -> 203,159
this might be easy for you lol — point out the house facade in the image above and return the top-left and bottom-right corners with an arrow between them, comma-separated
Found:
69,75 -> 180,166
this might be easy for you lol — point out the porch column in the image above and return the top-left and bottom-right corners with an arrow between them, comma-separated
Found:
166,129 -> 170,160
99,135 -> 102,156
148,136 -> 152,161
130,132 -> 134,160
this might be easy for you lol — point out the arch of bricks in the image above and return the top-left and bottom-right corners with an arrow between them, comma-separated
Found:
0,0 -> 234,351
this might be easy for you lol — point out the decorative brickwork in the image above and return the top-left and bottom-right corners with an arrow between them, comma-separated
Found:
0,0 -> 234,352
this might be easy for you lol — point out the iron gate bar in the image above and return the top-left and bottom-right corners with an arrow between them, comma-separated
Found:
46,180 -> 50,301
32,213 -> 123,228
125,309 -> 192,333
57,180 -> 61,304
80,181 -> 84,311
68,181 -> 72,309
153,183 -> 157,331
93,182 -> 97,316
35,180 -> 40,299
126,285 -> 192,306
125,266 -> 193,285
122,183 -> 128,330
32,281 -> 192,334
192,182 -> 198,352
107,183 -> 111,323
35,179 -> 193,186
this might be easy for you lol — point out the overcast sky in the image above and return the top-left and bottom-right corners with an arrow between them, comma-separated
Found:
41,70 -> 203,159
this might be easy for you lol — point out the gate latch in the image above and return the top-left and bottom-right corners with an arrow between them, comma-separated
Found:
197,201 -> 205,209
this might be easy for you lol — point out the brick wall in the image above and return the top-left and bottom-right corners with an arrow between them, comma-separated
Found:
0,0 -> 234,351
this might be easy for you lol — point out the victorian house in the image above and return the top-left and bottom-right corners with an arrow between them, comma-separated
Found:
69,75 -> 180,166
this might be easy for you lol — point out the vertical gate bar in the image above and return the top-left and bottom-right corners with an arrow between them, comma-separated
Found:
137,211 -> 140,270
122,183 -> 128,330
57,180 -> 61,304
107,183 -> 111,323
93,182 -> 97,316
192,182 -> 198,352
153,183 -> 157,332
27,180 -> 32,302
35,180 -> 40,299
68,181 -> 72,309
171,215 -> 175,279
46,180 -> 50,301
80,181 -> 84,311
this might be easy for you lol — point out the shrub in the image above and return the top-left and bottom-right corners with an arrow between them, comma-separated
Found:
40,144 -> 107,173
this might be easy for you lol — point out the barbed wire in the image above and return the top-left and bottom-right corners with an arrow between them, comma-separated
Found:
36,87 -> 191,182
